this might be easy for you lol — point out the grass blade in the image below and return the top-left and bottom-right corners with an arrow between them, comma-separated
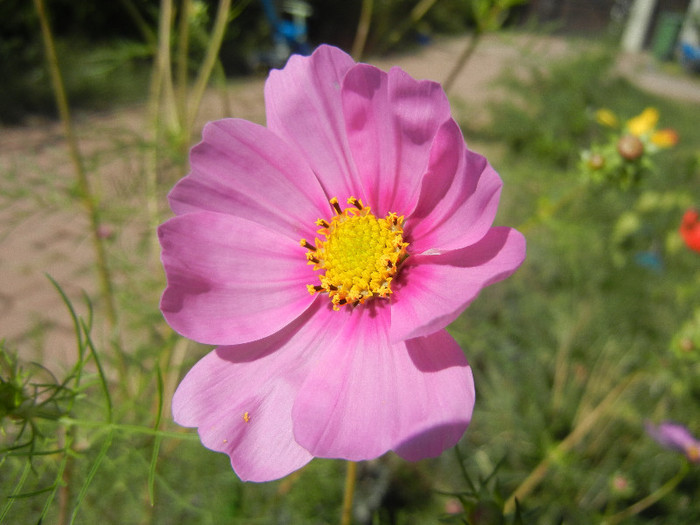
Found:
68,430 -> 114,525
147,364 -> 165,505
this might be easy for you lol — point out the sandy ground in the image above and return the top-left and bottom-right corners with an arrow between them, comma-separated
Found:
1,33 -> 699,372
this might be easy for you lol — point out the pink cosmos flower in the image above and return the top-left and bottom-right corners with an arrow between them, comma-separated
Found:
646,421 -> 700,463
159,45 -> 526,482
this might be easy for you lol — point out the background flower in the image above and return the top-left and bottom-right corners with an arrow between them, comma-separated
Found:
680,209 -> 700,253
646,421 -> 700,463
626,107 -> 659,136
580,106 -> 679,189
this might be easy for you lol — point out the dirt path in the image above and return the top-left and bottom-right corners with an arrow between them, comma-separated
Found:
1,33 -> 698,372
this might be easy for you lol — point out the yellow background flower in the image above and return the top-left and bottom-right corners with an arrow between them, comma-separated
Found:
626,107 -> 659,136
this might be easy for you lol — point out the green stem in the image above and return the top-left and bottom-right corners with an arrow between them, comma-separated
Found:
454,444 -> 477,493
59,417 -> 199,440
351,0 -> 374,61
176,0 -> 192,128
145,0 -> 175,262
603,463 -> 689,525
39,426 -> 72,525
33,0 -> 118,331
503,372 -> 641,514
119,0 -> 157,46
33,0 -> 127,393
340,461 -> 358,525
186,0 -> 232,135
442,30 -> 482,95
379,0 -> 439,54
0,462 -> 31,522
155,0 -> 179,134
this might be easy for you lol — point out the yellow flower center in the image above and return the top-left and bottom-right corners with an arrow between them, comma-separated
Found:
301,197 -> 409,310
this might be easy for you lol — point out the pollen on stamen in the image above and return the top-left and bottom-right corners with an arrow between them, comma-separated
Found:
300,239 -> 316,251
348,196 -> 364,210
301,196 -> 409,311
330,197 -> 342,214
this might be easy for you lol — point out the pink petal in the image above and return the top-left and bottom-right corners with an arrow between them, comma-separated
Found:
646,421 -> 700,454
292,307 -> 474,461
407,119 -> 504,253
168,119 -> 328,242
172,302 -> 339,482
390,227 -> 526,342
265,45 -> 361,203
341,64 -> 451,217
159,212 -> 315,345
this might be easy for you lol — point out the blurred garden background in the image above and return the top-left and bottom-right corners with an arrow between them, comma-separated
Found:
2,0 -> 700,523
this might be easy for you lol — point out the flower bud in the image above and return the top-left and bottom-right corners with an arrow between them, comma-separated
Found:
587,153 -> 605,170
617,134 -> 644,160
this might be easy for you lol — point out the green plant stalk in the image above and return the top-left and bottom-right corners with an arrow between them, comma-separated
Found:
340,461 -> 358,525
119,0 -> 157,46
380,0 -> 440,53
442,30 -> 482,95
68,430 -> 114,525
551,303 -> 592,415
503,372 -> 640,514
454,444 -> 478,493
0,462 -> 31,523
144,0 -> 175,262
351,0 -> 374,61
214,59 -> 234,117
148,365 -> 165,506
186,0 -> 233,134
603,462 -> 689,525
161,337 -> 189,423
59,417 -> 200,440
156,0 -> 179,134
443,0 -> 524,94
33,0 -> 118,332
38,436 -> 72,525
176,0 -> 193,129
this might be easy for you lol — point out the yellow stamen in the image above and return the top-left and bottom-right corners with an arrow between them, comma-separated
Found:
302,197 -> 409,310
300,239 -> 316,251
243,411 -> 250,423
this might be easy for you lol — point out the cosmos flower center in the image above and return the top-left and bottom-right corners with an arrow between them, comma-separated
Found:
688,444 -> 700,462
301,197 -> 409,310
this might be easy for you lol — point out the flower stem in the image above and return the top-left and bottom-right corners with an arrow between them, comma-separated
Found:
33,0 -> 117,325
33,0 -> 124,378
503,372 -> 641,514
59,417 -> 199,440
351,0 -> 373,60
442,30 -> 482,95
186,0 -> 232,134
340,461 -> 358,525
176,0 -> 193,129
603,462 -> 689,524
454,444 -> 477,493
